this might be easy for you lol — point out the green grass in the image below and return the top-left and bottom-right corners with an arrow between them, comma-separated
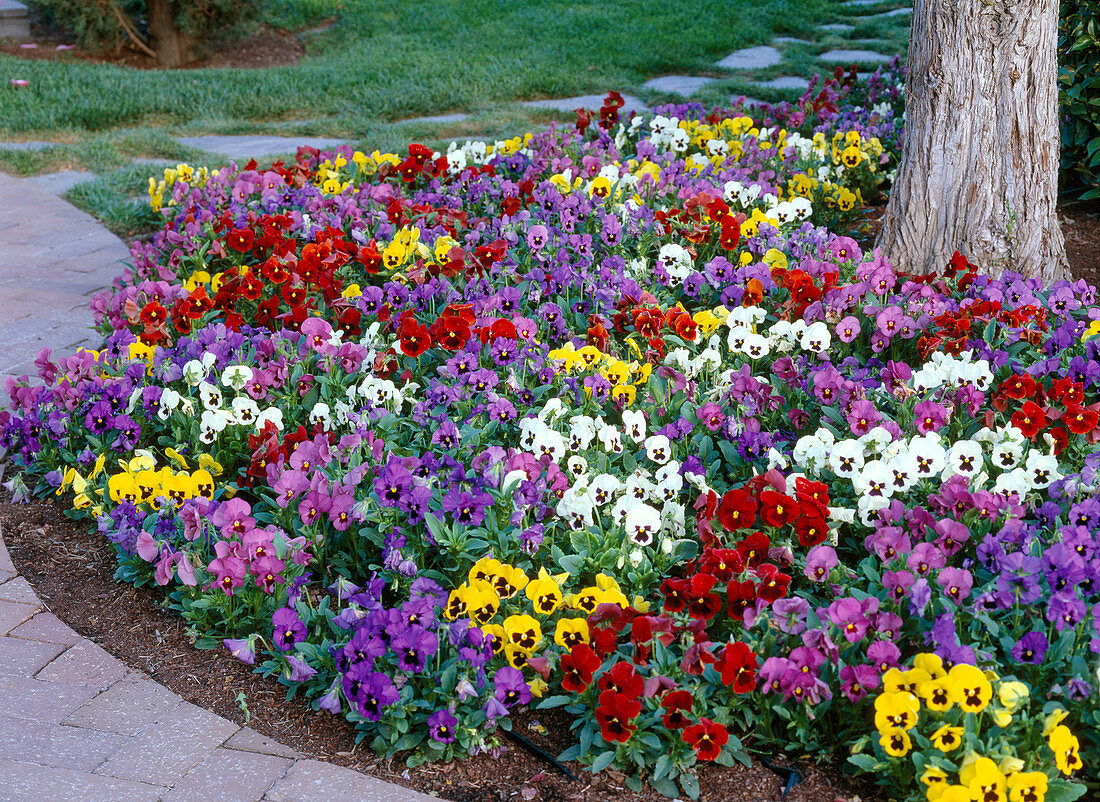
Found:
3,0 -> 837,138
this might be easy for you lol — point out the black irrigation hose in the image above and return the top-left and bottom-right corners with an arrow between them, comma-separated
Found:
502,728 -> 578,781
759,756 -> 804,800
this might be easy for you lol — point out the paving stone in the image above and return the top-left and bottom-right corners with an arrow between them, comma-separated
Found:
0,534 -> 13,571
0,636 -> 66,678
400,112 -> 470,124
0,757 -> 166,802
94,700 -> 239,785
64,676 -> 181,736
36,640 -> 130,690
716,45 -> 782,70
0,141 -> 52,151
22,171 -> 96,196
819,48 -> 893,63
750,76 -> 812,91
0,676 -> 100,723
642,75 -> 718,96
819,22 -> 856,32
163,747 -> 291,802
0,0 -> 29,18
522,93 -> 649,116
844,0 -> 884,5
0,720 -> 127,771
175,135 -> 347,163
264,759 -> 439,802
225,727 -> 302,759
867,6 -> 912,15
7,612 -> 80,646
0,599 -> 39,635
0,576 -> 37,605
773,37 -> 811,44
0,570 -> 14,585
0,17 -> 30,38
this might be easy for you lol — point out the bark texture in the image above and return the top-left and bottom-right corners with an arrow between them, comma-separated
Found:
876,0 -> 1069,281
147,0 -> 198,67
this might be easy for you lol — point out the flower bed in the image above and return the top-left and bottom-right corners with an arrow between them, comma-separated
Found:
2,69 -> 1095,801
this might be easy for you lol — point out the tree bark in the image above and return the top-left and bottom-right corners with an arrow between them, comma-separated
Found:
147,0 -> 199,67
876,0 -> 1069,281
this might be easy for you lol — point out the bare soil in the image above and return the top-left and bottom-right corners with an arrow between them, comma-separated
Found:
2,497 -> 874,802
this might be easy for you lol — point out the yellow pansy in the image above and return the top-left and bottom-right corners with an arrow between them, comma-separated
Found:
1042,708 -> 1068,737
914,652 -> 947,679
196,452 -> 223,476
554,618 -> 590,649
930,724 -> 964,752
489,563 -> 529,600
920,766 -> 949,789
525,568 -> 563,615
762,248 -> 788,270
878,727 -> 911,757
962,757 -> 1006,802
998,681 -> 1029,712
611,384 -> 636,406
873,691 -> 920,732
947,664 -> 992,712
1007,771 -> 1047,802
1048,724 -> 1083,775
503,614 -> 542,652
918,676 -> 954,712
341,284 -> 362,299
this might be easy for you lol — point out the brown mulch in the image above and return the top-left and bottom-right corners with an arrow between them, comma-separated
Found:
1,20 -> 307,70
1,498 -> 875,802
856,200 -> 1100,285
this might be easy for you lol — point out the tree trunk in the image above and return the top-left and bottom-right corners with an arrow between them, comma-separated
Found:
147,0 -> 199,67
876,0 -> 1069,281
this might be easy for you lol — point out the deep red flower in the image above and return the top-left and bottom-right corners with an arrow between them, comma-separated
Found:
716,641 -> 758,693
1010,400 -> 1047,439
398,321 -> 432,358
595,690 -> 640,743
429,316 -> 471,351
686,574 -> 722,621
597,661 -> 644,698
755,563 -> 791,604
660,689 -> 694,729
716,488 -> 757,532
590,625 -> 619,658
683,718 -> 728,761
697,547 -> 745,582
661,577 -> 690,613
794,477 -> 830,509
1000,373 -> 1039,400
735,531 -> 770,568
139,301 -> 167,328
726,579 -> 756,619
227,228 -> 254,252
1062,404 -> 1099,436
760,490 -> 799,528
559,643 -> 602,693
794,514 -> 828,548
1051,377 -> 1085,406
718,223 -> 741,251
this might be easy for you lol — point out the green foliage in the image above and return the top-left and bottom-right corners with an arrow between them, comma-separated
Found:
1060,0 -> 1100,200
28,0 -> 261,57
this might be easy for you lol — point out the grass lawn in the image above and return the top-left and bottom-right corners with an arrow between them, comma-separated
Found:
0,0 -> 909,235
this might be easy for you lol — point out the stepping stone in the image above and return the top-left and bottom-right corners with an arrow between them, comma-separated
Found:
22,171 -> 96,196
716,45 -> 782,70
0,0 -> 30,39
819,23 -> 855,32
174,135 -> 347,163
867,7 -> 912,16
522,94 -> 649,116
0,141 -> 53,152
642,75 -> 718,96
820,49 -> 893,63
399,112 -> 470,125
844,0 -> 884,5
774,37 -> 811,45
750,76 -> 811,91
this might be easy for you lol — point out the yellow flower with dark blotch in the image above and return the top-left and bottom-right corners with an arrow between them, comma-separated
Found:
444,586 -> 469,621
920,765 -> 949,789
469,556 -> 503,585
841,145 -> 863,168
490,564 -> 529,600
503,614 -> 542,652
108,472 -> 141,505
930,724 -> 964,752
466,579 -> 500,625
554,618 -> 590,649
1048,725 -> 1083,775
480,623 -> 506,654
692,311 -> 720,337
915,652 -> 947,679
504,643 -> 530,670
947,664 -> 993,712
1007,771 -> 1047,802
587,176 -> 611,198
525,568 -> 563,615
918,676 -> 954,712
883,667 -> 930,695
935,786 -> 973,802
577,345 -> 602,367
878,727 -> 911,757
962,757 -> 1006,802
191,468 -> 215,499
873,691 -> 920,733
611,384 -> 636,406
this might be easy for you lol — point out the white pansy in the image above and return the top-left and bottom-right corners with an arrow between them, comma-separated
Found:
993,468 -> 1030,496
157,388 -> 182,421
793,433 -> 828,471
532,427 -> 568,463
655,461 -> 681,484
622,409 -> 647,443
655,472 -> 683,503
1024,451 -> 1061,489
828,439 -> 865,477
657,243 -> 692,282
645,434 -> 672,464
597,423 -> 624,454
694,347 -> 723,372
199,409 -> 230,443
909,434 -> 946,477
852,459 -> 893,498
799,322 -> 832,354
743,332 -> 770,360
911,366 -> 943,393
859,425 -> 894,454
309,402 -> 331,427
590,474 -> 622,506
502,469 -> 529,493
727,325 -> 752,354
567,415 -> 598,451
886,453 -> 918,493
231,396 -> 259,426
624,503 -> 662,546
254,407 -> 283,432
624,474 -> 656,503
857,494 -> 891,526
220,364 -> 253,391
197,381 -> 223,411
991,440 -> 1023,470
945,440 -> 983,478
538,397 -> 567,424
566,455 -> 588,479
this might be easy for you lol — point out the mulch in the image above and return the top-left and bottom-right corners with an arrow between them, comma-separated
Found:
1,497 -> 873,802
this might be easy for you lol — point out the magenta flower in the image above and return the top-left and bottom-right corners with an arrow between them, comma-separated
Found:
252,554 -> 287,594
936,567 -> 973,603
803,545 -> 837,582
835,315 -> 861,343
846,398 -> 882,436
913,400 -> 949,435
272,607 -> 306,652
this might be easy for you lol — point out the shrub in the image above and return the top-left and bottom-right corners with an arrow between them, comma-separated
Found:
29,0 -> 261,59
1060,0 -> 1100,200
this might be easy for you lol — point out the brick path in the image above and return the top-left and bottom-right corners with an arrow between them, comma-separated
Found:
0,175 -> 436,799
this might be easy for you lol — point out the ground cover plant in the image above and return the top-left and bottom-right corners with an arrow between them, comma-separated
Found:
2,69 -> 1098,802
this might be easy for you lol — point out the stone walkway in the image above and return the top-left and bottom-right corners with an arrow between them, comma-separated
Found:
0,178 -> 436,799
